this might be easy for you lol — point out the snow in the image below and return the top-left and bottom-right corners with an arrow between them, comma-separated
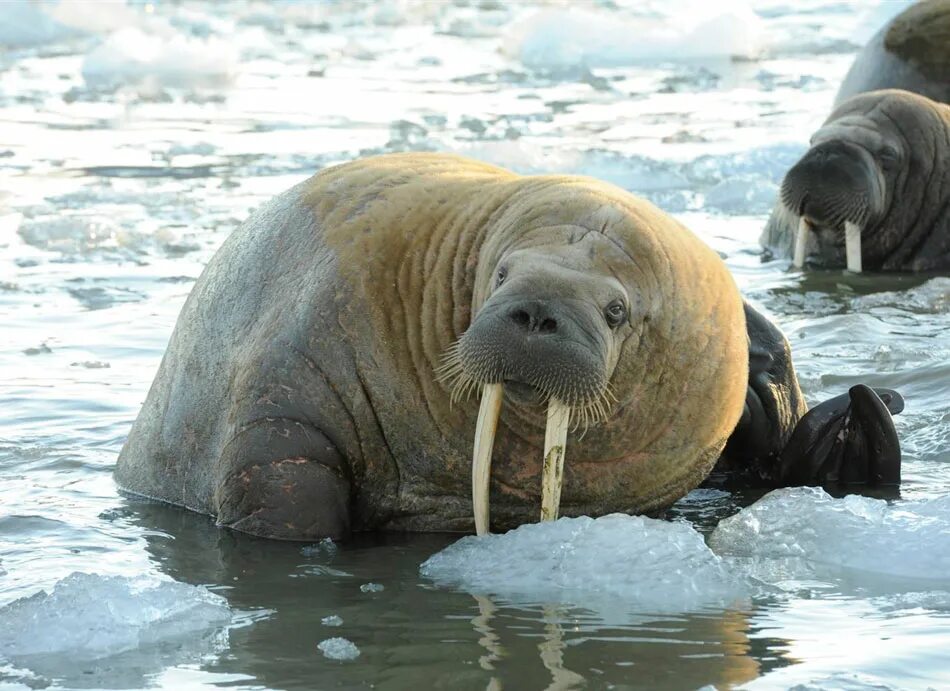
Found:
421,513 -> 747,616
711,487 -> 950,588
0,572 -> 231,659
318,637 -> 360,661
360,582 -> 385,593
321,615 -> 343,627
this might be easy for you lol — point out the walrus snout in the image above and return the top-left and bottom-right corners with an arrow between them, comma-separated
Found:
454,294 -> 608,409
781,140 -> 880,229
781,140 -> 887,272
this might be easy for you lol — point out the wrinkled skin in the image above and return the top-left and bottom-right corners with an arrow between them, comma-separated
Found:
836,0 -> 950,106
117,153 -> 749,539
116,153 -> 903,541
761,90 -> 950,271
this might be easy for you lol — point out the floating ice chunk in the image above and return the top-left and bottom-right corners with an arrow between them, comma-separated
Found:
318,637 -> 360,661
710,488 -> 950,586
421,514 -> 747,616
321,615 -> 343,627
360,582 -> 384,593
503,4 -> 764,71
301,537 -> 338,557
0,572 -> 231,659
82,27 -> 237,91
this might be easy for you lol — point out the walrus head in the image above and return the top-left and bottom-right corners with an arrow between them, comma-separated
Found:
438,228 -> 634,533
779,116 -> 897,272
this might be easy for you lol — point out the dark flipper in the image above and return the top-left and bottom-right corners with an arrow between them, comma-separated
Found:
718,302 -> 808,481
774,385 -> 903,487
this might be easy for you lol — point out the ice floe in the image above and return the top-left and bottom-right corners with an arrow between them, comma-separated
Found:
421,514 -> 747,616
0,572 -> 231,659
503,3 -> 765,71
82,27 -> 237,91
711,488 -> 950,588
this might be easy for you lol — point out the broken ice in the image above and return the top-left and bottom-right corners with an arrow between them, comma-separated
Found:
421,513 -> 747,617
0,572 -> 232,659
711,487 -> 950,588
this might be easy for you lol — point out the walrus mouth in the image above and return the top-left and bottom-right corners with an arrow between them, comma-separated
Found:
793,218 -> 864,273
437,341 -> 613,536
469,383 -> 572,535
780,140 -> 880,274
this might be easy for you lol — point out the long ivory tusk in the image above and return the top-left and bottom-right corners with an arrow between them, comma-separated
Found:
845,221 -> 862,273
472,383 -> 503,536
793,217 -> 811,268
540,398 -> 570,522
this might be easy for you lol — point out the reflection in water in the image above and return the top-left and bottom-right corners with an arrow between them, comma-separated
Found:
538,606 -> 586,691
120,497 -> 769,690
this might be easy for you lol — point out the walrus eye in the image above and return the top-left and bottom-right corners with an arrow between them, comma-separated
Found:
604,300 -> 627,328
496,266 -> 507,286
880,146 -> 900,171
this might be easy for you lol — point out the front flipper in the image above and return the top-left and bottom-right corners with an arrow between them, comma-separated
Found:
774,385 -> 904,487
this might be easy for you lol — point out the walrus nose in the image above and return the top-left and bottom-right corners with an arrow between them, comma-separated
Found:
507,302 -> 558,334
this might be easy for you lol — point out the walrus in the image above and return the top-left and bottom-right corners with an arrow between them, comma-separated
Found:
836,0 -> 950,106
761,89 -> 950,272
116,153 -> 902,541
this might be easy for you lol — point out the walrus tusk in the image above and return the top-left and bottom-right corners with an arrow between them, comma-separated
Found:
540,398 -> 570,522
845,221 -> 862,273
472,383 -> 503,536
793,217 -> 811,269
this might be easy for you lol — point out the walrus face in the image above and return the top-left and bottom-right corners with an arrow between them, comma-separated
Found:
779,115 -> 902,272
438,232 -> 634,533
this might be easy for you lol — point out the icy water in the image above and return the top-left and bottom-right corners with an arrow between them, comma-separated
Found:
2,1 -> 949,689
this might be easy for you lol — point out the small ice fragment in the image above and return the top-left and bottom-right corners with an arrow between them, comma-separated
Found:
301,537 -> 337,556
318,637 -> 360,661
360,583 -> 384,593
321,615 -> 343,627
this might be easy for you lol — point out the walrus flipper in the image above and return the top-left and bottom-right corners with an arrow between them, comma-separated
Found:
774,386 -> 903,487
718,302 -> 808,480
214,416 -> 352,541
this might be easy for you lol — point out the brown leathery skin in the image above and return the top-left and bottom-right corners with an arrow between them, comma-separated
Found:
116,152 -> 748,537
762,90 -> 950,272
309,153 -> 748,531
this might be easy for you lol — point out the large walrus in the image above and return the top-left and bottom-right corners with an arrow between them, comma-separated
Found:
117,153 -> 902,540
836,0 -> 950,106
761,89 -> 950,272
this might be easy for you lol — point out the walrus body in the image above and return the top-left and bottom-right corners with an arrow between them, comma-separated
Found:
761,90 -> 950,272
836,0 -> 950,106
118,153 -> 902,540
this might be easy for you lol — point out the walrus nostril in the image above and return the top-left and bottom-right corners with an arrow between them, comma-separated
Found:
509,308 -> 531,329
507,303 -> 558,334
